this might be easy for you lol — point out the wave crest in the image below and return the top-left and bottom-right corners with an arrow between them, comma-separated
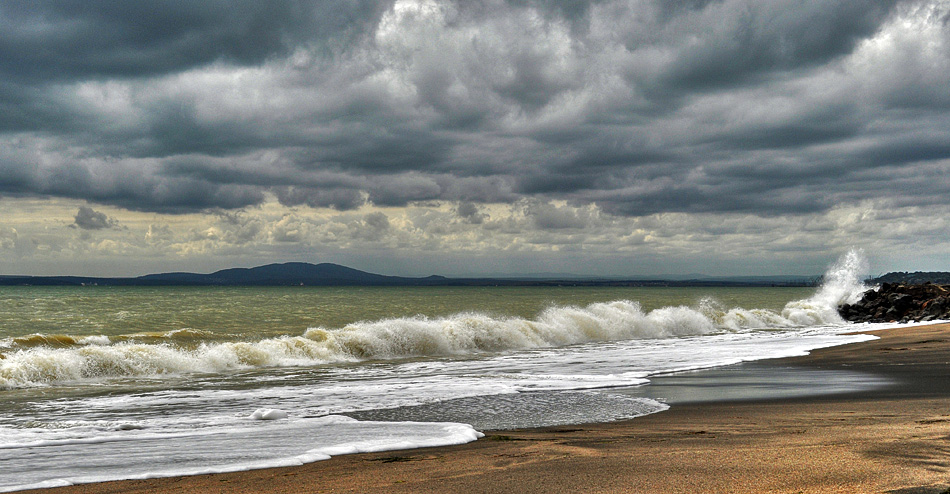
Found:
0,251 -> 871,388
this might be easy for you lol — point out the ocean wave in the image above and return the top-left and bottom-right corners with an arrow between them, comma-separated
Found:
0,329 -> 213,351
114,329 -> 216,343
2,334 -> 110,350
0,251 -> 870,388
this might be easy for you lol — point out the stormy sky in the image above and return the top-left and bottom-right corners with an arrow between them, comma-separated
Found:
1,0 -> 949,277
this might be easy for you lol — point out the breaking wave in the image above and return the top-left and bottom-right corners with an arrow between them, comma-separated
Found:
0,250 -> 871,388
782,248 -> 869,326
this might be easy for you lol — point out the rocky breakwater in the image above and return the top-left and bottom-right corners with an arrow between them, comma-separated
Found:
839,282 -> 950,323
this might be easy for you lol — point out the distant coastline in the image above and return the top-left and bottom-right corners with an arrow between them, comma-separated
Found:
0,261 -> 822,287
5,263 -> 947,288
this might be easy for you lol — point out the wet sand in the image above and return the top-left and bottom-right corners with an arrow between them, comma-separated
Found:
23,324 -> 950,494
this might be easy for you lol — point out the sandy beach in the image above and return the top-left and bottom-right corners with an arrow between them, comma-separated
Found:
22,323 -> 950,494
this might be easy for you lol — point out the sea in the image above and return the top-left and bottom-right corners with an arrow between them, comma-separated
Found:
0,251 -> 901,491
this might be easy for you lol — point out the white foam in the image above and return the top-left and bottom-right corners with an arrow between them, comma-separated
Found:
0,417 -> 483,493
77,335 -> 111,346
250,408 -> 288,420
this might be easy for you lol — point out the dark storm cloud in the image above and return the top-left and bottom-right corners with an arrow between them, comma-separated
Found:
0,0 -> 389,82
1,0 -> 948,220
72,206 -> 117,230
0,144 -> 266,212
0,0 -> 392,136
455,202 -> 487,224
655,1 -> 899,92
275,186 -> 367,211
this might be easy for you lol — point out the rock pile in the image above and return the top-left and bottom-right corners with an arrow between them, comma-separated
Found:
838,282 -> 950,323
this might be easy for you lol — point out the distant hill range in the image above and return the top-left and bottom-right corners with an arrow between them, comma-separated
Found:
868,272 -> 950,285
0,263 -> 446,287
0,262 -> 821,287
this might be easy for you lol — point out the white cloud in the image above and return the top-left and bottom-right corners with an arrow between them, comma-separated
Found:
2,195 -> 947,277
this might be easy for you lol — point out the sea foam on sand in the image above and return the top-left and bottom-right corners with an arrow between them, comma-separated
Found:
0,416 -> 483,493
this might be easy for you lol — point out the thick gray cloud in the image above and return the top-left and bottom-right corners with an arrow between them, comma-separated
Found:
0,0 -> 947,220
72,206 -> 117,230
0,0 -> 388,82
455,201 -> 487,224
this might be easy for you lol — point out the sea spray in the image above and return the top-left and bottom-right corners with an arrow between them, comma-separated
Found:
782,248 -> 869,325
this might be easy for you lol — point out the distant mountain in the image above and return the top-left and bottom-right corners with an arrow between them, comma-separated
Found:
0,262 -> 819,287
139,263 -> 405,285
0,263 -> 448,287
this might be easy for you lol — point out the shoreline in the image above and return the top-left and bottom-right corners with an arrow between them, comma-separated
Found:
21,323 -> 950,493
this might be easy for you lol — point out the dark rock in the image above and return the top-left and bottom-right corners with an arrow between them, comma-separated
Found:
839,282 -> 950,323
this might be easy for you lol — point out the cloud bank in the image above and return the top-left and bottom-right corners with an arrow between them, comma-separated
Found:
1,0 -> 948,275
